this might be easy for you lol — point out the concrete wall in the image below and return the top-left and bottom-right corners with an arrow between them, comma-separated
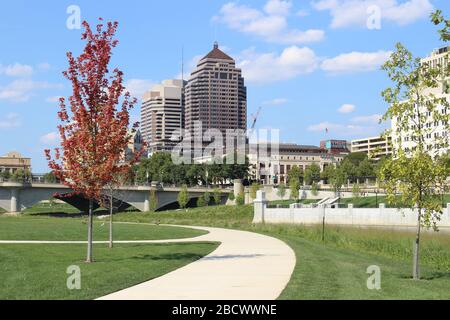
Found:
247,185 -> 384,204
253,190 -> 450,229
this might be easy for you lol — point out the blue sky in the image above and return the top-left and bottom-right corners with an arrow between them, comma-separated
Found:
1,0 -> 449,172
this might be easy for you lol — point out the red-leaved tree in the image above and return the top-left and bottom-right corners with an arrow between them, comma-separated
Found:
46,19 -> 140,263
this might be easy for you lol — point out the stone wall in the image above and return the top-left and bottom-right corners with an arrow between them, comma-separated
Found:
253,190 -> 450,229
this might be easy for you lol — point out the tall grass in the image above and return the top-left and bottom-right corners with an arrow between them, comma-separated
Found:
248,223 -> 450,272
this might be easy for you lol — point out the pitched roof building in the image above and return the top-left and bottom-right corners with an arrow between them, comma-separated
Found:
184,42 -> 247,141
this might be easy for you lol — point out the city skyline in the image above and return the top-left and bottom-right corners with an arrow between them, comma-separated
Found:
1,0 -> 448,172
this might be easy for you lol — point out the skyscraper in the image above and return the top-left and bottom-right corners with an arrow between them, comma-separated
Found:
141,79 -> 186,154
185,42 -> 247,139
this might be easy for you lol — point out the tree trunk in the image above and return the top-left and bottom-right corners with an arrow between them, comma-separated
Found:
109,194 -> 113,249
412,207 -> 422,280
86,198 -> 93,263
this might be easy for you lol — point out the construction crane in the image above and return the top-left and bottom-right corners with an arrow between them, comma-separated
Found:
250,106 -> 262,130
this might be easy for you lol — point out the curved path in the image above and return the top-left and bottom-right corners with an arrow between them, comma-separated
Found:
0,224 -> 296,300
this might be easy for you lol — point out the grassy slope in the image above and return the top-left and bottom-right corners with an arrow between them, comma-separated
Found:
339,195 -> 450,208
0,242 -> 218,300
115,205 -> 450,299
0,216 -> 207,241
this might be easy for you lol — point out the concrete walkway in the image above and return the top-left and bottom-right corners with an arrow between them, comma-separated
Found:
0,225 -> 296,300
97,225 -> 296,300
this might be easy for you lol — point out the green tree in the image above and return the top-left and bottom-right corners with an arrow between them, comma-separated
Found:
149,189 -> 158,212
1,170 -> 11,180
304,164 -> 321,185
43,172 -> 57,183
352,182 -> 361,199
330,167 -> 347,195
357,158 -> 375,178
11,169 -> 31,182
289,178 -> 300,201
250,182 -> 261,199
228,192 -> 235,201
287,166 -> 303,184
311,181 -> 319,197
320,165 -> 335,184
379,21 -> 450,279
203,191 -> 211,206
213,188 -> 222,205
277,183 -> 286,199
431,9 -> 450,41
177,185 -> 189,209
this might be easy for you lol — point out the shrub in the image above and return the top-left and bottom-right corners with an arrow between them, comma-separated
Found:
250,183 -> 261,199
311,182 -> 319,197
149,189 -> 158,212
213,188 -> 222,205
197,196 -> 206,207
177,185 -> 189,209
277,183 -> 286,199
236,191 -> 245,206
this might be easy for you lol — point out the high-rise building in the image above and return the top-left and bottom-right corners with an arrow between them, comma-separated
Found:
185,42 -> 247,140
392,46 -> 450,157
141,79 -> 186,154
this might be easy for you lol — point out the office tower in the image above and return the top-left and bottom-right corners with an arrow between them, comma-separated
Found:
141,79 -> 186,154
184,42 -> 247,140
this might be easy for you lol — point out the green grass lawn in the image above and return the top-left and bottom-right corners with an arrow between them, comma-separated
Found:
0,215 -> 216,299
0,242 -> 217,300
22,201 -> 103,215
0,216 -> 207,241
115,205 -> 450,299
339,194 -> 450,208
268,199 -> 320,206
4,202 -> 450,299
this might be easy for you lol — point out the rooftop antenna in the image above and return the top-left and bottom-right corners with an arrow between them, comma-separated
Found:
213,20 -> 218,48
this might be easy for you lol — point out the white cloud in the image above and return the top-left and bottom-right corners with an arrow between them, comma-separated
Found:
321,50 -> 391,74
264,0 -> 292,16
338,103 -> 356,113
351,114 -> 382,124
215,1 -> 325,44
37,62 -> 51,71
262,98 -> 289,106
307,121 -> 373,136
0,79 -> 62,103
312,0 -> 433,28
0,113 -> 21,129
238,46 -> 318,84
308,113 -> 384,137
40,132 -> 59,144
46,96 -> 63,103
0,63 -> 33,77
124,79 -> 156,100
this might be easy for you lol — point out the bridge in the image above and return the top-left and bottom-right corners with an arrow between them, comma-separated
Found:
0,182 -> 232,213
